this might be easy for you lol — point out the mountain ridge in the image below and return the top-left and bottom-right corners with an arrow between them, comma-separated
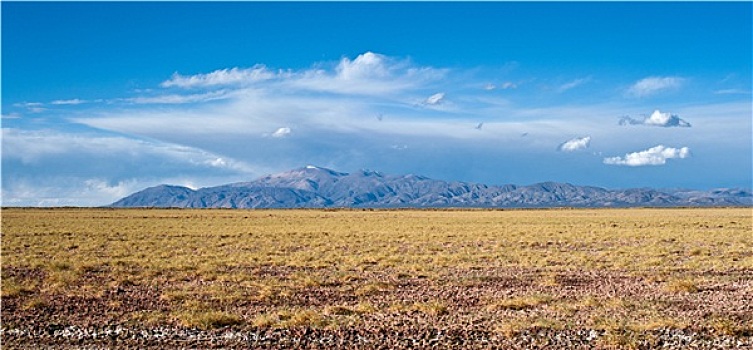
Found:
111,166 -> 753,208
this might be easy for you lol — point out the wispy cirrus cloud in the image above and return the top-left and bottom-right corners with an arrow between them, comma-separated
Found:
1,112 -> 22,119
626,76 -> 684,97
557,77 -> 591,93
161,65 -> 275,88
1,128 -> 254,173
714,89 -> 751,95
125,90 -> 233,105
51,98 -> 87,105
619,110 -> 691,127
484,82 -> 517,91
603,145 -> 690,166
558,136 -> 591,152
13,102 -> 46,113
157,52 -> 446,98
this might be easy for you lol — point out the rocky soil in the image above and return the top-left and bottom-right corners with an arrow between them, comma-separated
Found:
3,266 -> 752,349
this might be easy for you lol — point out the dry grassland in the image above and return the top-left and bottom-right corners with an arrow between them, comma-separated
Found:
2,207 -> 752,348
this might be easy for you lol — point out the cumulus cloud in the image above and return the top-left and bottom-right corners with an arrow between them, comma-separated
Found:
558,136 -> 591,152
626,76 -> 684,97
336,51 -> 391,80
271,127 -> 291,138
161,65 -> 275,88
619,110 -> 691,127
290,52 -> 445,96
603,145 -> 690,166
424,92 -> 446,105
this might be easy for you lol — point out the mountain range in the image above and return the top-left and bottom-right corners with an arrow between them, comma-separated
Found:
111,166 -> 753,208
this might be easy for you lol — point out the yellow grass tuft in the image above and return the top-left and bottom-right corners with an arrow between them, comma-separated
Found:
174,310 -> 243,330
486,294 -> 552,311
664,278 -> 700,293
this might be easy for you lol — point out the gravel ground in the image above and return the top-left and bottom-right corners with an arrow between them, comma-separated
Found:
3,267 -> 752,349
3,325 -> 753,349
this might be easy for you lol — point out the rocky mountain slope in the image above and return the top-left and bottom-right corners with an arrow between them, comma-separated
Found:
111,166 -> 752,208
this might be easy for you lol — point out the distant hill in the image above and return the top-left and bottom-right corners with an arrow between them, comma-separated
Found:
111,166 -> 753,208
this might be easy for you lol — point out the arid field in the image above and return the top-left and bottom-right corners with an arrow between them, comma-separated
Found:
2,208 -> 752,349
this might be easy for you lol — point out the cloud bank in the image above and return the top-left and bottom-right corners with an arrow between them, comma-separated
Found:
4,51 -> 751,206
603,145 -> 690,166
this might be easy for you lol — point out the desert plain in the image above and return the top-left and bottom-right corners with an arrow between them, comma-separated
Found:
1,207 -> 751,349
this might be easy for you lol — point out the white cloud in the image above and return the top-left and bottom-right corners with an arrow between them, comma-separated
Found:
485,82 -> 517,91
271,127 -> 291,138
2,128 -> 263,206
619,109 -> 691,127
13,102 -> 46,113
126,90 -> 233,104
626,76 -> 684,97
714,89 -> 751,95
161,65 -> 275,88
289,52 -> 445,96
1,177 -> 141,207
1,112 -> 21,119
51,98 -> 86,105
557,77 -> 591,93
2,128 -> 254,173
336,51 -> 390,80
424,92 -> 446,105
13,102 -> 43,107
558,136 -> 591,152
155,52 -> 445,98
603,145 -> 690,166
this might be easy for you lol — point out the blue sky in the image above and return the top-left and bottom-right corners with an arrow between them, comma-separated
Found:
2,2 -> 751,206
